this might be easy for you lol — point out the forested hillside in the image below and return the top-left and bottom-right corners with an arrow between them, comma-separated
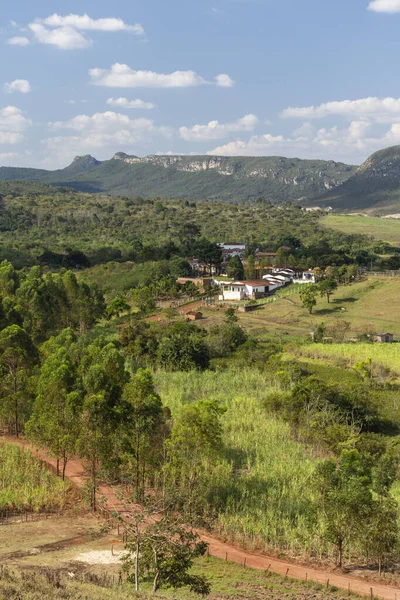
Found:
0,153 -> 356,202
0,181 -> 394,270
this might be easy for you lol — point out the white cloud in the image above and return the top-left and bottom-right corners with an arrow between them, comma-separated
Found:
215,73 -> 235,87
44,110 -> 172,165
368,0 -> 400,13
106,97 -> 155,109
281,96 -> 400,123
37,13 -> 144,34
207,120 -> 383,161
180,114 -> 258,141
89,64 -> 210,88
0,106 -> 32,134
0,152 -> 18,163
3,79 -> 31,94
7,36 -> 30,46
29,23 -> 90,50
26,13 -> 144,50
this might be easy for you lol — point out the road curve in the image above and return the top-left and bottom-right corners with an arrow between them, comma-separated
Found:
3,436 -> 400,600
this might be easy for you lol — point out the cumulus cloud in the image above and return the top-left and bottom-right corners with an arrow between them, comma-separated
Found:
37,13 -> 144,34
0,106 -> 31,145
26,13 -> 144,50
3,79 -> 31,94
368,0 -> 400,13
281,96 -> 400,123
89,64 -> 211,88
44,110 -> 172,165
7,36 -> 30,46
180,114 -> 258,141
207,120 -> 384,161
215,74 -> 235,87
106,97 -> 155,109
29,23 -> 90,50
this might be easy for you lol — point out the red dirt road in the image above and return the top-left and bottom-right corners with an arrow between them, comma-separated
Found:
4,436 -> 400,600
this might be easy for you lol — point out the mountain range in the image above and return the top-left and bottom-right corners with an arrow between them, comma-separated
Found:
2,146 -> 400,211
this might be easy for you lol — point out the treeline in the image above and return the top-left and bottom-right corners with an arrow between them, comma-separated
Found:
0,184 -> 397,270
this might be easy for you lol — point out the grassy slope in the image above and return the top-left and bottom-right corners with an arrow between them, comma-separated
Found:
215,278 -> 400,340
322,214 -> 400,246
155,369 -> 324,556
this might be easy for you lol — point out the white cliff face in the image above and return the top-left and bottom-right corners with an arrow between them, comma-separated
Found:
112,153 -> 348,188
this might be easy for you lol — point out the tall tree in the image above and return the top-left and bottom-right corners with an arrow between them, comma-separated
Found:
120,369 -> 164,501
0,325 -> 36,436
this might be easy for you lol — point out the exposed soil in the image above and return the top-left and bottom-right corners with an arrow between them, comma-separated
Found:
2,435 -> 400,600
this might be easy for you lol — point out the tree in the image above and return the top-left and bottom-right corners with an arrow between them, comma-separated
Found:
78,341 -> 127,509
316,450 -> 373,567
194,239 -> 222,276
299,287 -> 318,314
366,497 -> 398,574
0,325 -> 36,436
106,296 -> 130,319
165,399 -> 226,517
131,286 -> 156,314
157,324 -> 210,371
245,255 -> 256,279
123,516 -> 209,594
26,330 -> 81,478
227,256 -> 244,280
319,279 -> 338,303
224,307 -> 238,323
120,369 -> 164,501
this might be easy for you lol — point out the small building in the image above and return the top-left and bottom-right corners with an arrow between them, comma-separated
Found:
375,332 -> 394,343
218,242 -> 247,258
186,311 -> 203,321
219,280 -> 270,301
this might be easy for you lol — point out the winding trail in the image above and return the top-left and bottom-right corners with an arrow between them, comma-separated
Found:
4,435 -> 400,600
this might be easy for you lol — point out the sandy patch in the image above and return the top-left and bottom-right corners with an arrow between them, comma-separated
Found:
74,550 -> 126,565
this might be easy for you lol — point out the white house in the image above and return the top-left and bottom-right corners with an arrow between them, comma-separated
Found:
219,280 -> 270,301
218,242 -> 247,258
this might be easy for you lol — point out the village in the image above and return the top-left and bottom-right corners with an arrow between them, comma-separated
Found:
176,242 -> 397,344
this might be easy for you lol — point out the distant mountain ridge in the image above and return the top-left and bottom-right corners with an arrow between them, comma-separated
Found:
309,146 -> 400,213
0,152 -> 356,203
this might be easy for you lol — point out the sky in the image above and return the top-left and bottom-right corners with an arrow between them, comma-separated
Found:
2,0 -> 400,168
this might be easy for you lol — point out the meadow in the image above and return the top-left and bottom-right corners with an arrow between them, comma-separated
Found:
322,214 -> 400,246
292,343 -> 400,376
155,369 -> 326,557
218,277 -> 400,340
0,442 -> 70,512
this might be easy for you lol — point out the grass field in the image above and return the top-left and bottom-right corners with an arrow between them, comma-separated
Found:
0,442 -> 70,512
321,214 -> 400,246
215,277 -> 400,341
1,512 -> 365,600
292,343 -> 400,375
155,369 -> 326,556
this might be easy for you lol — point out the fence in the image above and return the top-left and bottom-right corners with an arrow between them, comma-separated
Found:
0,508 -> 75,526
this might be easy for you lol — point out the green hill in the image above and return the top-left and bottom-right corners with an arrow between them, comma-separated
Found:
311,145 -> 400,213
0,153 -> 355,203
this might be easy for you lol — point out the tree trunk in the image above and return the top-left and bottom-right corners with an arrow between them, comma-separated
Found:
135,524 -> 140,592
153,549 -> 159,592
92,457 -> 97,511
378,557 -> 382,576
62,451 -> 67,481
338,539 -> 343,568
56,458 -> 60,477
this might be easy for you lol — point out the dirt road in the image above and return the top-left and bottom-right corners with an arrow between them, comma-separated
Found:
4,436 -> 400,600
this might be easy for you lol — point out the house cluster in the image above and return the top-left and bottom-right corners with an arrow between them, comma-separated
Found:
217,268 -> 316,301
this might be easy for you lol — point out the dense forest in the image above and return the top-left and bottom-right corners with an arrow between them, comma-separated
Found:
0,181 -> 398,271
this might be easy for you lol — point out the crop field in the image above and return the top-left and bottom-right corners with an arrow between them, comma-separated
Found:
0,442 -> 70,512
321,214 -> 400,245
293,342 -> 400,375
155,369 -> 325,556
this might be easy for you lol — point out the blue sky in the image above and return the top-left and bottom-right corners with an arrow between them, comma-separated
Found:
2,0 -> 400,168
